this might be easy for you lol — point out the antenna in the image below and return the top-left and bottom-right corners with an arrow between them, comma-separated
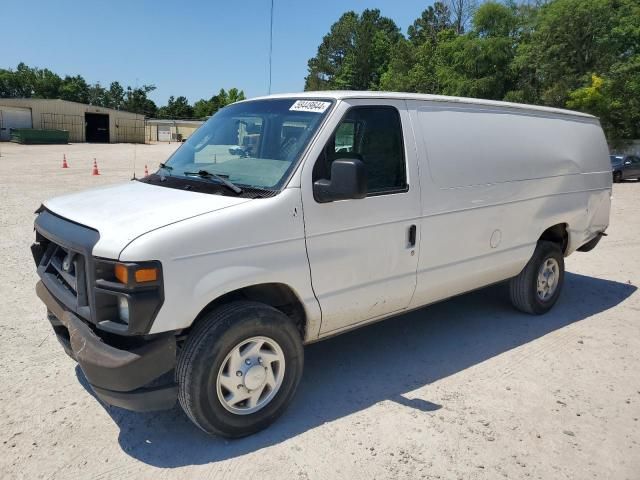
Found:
268,0 -> 274,94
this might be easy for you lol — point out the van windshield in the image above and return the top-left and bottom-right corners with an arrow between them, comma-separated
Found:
163,99 -> 333,191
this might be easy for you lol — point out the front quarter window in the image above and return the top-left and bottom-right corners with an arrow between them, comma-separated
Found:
163,98 -> 333,192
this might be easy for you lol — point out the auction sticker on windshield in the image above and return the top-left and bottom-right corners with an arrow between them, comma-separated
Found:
290,100 -> 331,113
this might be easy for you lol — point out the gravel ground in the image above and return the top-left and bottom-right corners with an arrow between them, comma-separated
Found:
1,142 -> 639,480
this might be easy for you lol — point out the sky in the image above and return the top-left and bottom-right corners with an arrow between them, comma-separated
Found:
2,0 -> 435,106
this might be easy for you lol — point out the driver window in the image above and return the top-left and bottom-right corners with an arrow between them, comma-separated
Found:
335,122 -> 355,153
313,106 -> 407,195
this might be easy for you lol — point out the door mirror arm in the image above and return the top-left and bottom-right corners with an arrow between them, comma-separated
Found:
313,159 -> 367,203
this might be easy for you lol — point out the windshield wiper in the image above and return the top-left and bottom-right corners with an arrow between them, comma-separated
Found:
159,162 -> 173,172
183,170 -> 243,195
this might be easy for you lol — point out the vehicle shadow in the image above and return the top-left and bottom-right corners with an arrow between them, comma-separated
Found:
76,271 -> 636,467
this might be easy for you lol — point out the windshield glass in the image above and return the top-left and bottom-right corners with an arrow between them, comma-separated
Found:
163,98 -> 333,190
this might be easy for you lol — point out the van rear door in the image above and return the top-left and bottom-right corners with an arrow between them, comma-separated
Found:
300,99 -> 421,334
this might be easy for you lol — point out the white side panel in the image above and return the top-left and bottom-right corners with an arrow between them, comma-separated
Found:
406,100 -> 611,310
120,188 -> 322,339
417,103 -> 609,188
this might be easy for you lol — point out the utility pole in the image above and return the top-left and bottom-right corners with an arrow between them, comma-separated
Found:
268,0 -> 274,95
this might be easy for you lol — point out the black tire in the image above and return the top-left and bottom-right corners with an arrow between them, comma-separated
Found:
509,241 -> 564,315
176,301 -> 304,437
613,171 -> 622,183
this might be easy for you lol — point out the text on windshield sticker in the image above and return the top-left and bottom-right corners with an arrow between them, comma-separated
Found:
290,100 -> 331,113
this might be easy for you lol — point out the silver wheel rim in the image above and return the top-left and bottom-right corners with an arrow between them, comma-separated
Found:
216,336 -> 285,415
537,257 -> 560,301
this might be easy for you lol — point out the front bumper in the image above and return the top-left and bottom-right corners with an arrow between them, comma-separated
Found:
36,281 -> 178,411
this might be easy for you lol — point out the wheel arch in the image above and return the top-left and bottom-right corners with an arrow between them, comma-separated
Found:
187,282 -> 309,341
539,223 -> 569,254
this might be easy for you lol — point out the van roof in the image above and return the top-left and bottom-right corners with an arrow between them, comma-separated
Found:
249,91 -> 596,120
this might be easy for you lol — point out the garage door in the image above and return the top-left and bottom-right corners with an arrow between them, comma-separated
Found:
0,106 -> 32,141
157,125 -> 171,142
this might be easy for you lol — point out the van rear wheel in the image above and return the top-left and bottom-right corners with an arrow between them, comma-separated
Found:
509,241 -> 564,315
176,301 -> 304,437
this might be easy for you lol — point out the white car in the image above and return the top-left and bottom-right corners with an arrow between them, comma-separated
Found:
32,92 -> 611,437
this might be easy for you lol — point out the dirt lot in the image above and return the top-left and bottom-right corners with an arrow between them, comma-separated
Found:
1,142 -> 639,480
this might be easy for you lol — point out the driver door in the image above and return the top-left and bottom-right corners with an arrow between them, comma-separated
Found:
300,99 -> 421,335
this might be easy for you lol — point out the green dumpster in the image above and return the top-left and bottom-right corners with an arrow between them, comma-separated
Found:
10,129 -> 69,144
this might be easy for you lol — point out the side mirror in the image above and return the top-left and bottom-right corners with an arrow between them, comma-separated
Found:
313,159 -> 367,203
624,160 -> 632,165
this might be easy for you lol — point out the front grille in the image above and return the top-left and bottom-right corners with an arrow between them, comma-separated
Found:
39,242 -> 88,307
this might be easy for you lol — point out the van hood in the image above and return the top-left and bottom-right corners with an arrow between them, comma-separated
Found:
43,181 -> 250,258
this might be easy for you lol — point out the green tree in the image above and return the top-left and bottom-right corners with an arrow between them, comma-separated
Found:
59,75 -> 90,103
106,81 -> 125,110
381,2 -> 451,93
0,63 -> 159,115
408,2 -> 451,45
306,0 -> 639,143
224,87 -> 245,105
192,98 -> 214,119
448,0 -> 478,34
564,0 -> 640,144
88,82 -> 108,106
512,0 -> 640,142
32,68 -> 62,98
0,64 -> 65,99
431,1 -> 522,99
380,37 -> 440,93
305,9 -> 402,91
192,87 -> 246,119
567,74 -> 613,128
158,95 -> 194,118
512,0 -> 620,107
123,85 -> 157,117
0,69 -> 17,97
12,63 -> 37,97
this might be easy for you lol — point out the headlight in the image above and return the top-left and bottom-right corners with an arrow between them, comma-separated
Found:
118,296 -> 130,323
94,259 -> 164,335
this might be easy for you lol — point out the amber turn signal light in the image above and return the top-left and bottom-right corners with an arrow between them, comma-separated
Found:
114,264 -> 158,284
114,263 -> 128,284
134,267 -> 158,283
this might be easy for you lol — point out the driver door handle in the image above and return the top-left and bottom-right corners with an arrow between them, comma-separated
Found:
408,224 -> 417,247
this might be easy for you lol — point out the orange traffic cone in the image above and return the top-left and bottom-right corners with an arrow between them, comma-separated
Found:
92,158 -> 100,176
144,164 -> 149,176
62,154 -> 69,168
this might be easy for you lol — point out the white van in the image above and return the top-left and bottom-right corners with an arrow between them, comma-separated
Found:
33,92 -> 611,437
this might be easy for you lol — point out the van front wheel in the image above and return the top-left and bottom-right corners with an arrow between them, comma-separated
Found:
509,241 -> 564,315
176,301 -> 304,437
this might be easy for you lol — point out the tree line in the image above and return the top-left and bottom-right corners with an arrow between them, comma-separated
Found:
304,0 -> 640,145
0,63 -> 245,120
2,0 -> 637,142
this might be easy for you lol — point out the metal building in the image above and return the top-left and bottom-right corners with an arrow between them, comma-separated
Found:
145,119 -> 204,143
0,98 -> 145,143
